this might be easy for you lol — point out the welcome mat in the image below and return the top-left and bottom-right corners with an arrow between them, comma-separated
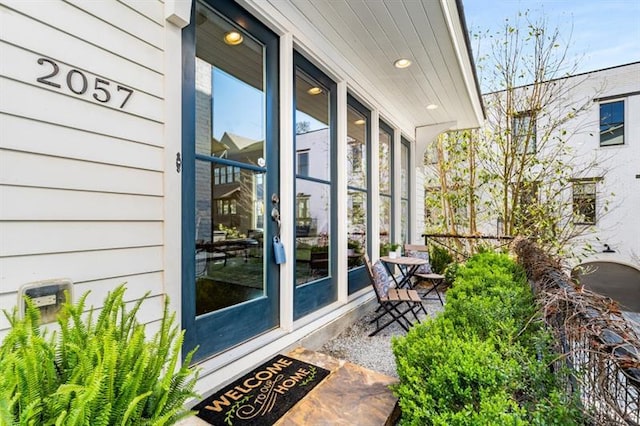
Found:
194,355 -> 330,425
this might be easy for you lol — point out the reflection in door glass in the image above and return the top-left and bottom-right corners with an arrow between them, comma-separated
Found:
347,103 -> 367,269
194,3 -> 267,315
379,125 -> 392,246
295,180 -> 330,285
295,67 -> 332,286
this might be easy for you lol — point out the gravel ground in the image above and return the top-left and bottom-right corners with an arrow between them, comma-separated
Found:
318,297 -> 445,378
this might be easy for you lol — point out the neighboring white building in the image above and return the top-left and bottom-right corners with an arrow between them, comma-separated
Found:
0,0 -> 483,395
424,62 -> 639,268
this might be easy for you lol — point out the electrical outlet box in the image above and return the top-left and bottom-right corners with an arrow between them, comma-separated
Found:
19,279 -> 73,324
31,294 -> 57,308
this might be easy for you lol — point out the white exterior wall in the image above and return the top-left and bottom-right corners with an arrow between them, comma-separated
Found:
0,0 -> 169,338
474,63 -> 640,265
561,63 -> 640,265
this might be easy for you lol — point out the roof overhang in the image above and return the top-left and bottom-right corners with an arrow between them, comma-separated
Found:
240,0 -> 484,138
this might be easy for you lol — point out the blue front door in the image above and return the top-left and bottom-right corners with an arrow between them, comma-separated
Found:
182,0 -> 280,361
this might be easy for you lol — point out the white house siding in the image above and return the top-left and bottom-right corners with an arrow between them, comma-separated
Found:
0,0 -> 167,338
563,63 -> 640,265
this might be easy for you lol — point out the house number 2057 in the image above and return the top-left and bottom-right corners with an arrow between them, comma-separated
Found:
36,57 -> 134,109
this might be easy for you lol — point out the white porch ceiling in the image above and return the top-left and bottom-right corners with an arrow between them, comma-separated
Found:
250,0 -> 484,135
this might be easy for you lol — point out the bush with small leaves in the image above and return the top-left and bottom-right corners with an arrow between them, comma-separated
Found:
392,252 -> 585,425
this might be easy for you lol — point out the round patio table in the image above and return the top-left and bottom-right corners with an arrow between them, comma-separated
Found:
379,255 -> 427,289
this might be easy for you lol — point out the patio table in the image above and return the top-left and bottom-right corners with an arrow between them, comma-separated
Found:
380,255 -> 427,289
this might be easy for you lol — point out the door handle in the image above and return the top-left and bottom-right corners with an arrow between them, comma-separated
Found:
271,194 -> 281,234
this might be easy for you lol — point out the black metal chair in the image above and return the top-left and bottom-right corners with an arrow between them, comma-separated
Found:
404,244 -> 446,305
363,254 -> 427,336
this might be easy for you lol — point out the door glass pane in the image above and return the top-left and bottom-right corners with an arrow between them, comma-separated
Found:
379,126 -> 392,195
295,69 -> 330,181
195,5 -> 265,165
194,3 -> 267,316
379,124 -> 392,248
347,105 -> 367,188
348,190 -> 367,268
295,179 -> 331,285
401,140 -> 409,244
195,162 -> 265,315
401,199 -> 408,244
347,103 -> 367,269
401,142 -> 409,199
379,195 -> 391,247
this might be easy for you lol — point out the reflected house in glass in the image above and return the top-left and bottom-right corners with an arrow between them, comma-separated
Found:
196,131 -> 265,242
295,128 -> 330,239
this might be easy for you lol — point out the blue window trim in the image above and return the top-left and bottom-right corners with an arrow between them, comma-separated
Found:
292,51 -> 338,318
346,94 -> 372,294
379,119 -> 395,243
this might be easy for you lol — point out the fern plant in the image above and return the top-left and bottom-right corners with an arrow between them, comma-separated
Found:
0,285 -> 199,425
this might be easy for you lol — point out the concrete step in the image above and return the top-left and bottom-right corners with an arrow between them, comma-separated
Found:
179,347 -> 400,426
275,347 -> 399,426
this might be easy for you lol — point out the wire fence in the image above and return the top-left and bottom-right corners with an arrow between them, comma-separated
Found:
513,238 -> 640,425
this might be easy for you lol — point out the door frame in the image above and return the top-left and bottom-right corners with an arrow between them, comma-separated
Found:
181,0 -> 280,362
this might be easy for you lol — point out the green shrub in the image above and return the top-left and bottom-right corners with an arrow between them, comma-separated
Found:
442,262 -> 459,286
393,318 -> 524,425
428,245 -> 453,274
0,285 -> 199,425
392,252 -> 584,425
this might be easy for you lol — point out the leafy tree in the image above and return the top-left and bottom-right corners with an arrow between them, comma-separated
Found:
424,10 -> 609,259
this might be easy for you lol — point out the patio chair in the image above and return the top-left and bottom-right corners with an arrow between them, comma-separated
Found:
363,254 -> 427,336
403,244 -> 445,305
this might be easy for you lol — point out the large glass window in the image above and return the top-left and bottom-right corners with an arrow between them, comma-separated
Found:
294,60 -> 332,286
347,96 -> 369,273
513,111 -> 536,154
573,179 -> 597,225
379,121 -> 393,249
400,138 -> 410,244
193,3 -> 268,315
514,181 -> 539,231
600,100 -> 624,146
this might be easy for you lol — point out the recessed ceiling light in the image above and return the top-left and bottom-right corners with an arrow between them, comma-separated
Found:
224,31 -> 243,45
307,87 -> 322,95
426,104 -> 439,110
354,119 -> 366,125
394,58 -> 412,69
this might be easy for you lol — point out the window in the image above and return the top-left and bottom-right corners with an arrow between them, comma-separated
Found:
400,138 -> 410,244
346,95 -> 370,280
514,181 -> 539,230
379,121 -> 393,246
297,150 -> 309,176
600,100 -> 624,146
512,111 -> 536,154
573,180 -> 597,225
293,52 -> 335,293
215,199 -> 238,216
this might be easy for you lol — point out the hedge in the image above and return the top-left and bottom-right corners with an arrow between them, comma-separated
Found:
392,252 -> 584,425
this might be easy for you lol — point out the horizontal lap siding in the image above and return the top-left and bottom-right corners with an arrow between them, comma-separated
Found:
0,1 -> 167,333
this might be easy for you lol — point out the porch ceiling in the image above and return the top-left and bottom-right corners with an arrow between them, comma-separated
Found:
256,0 -> 484,134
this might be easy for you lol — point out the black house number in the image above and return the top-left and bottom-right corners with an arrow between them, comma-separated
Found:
36,57 -> 134,109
